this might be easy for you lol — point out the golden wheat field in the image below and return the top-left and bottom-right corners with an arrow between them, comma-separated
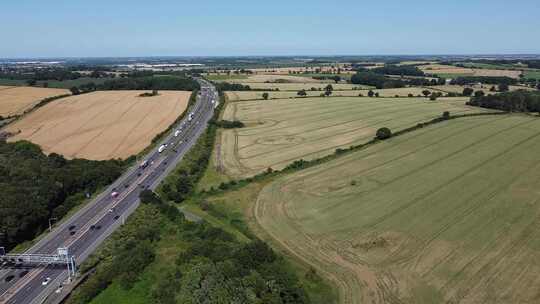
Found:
0,86 -> 70,117
217,96 -> 490,178
4,90 -> 191,160
255,114 -> 540,304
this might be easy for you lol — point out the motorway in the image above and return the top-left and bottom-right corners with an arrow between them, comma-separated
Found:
0,79 -> 218,304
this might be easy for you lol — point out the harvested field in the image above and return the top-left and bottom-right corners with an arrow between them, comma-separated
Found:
219,96 -> 490,178
255,114 -> 540,304
420,64 -> 523,79
225,87 -> 437,101
219,74 -> 330,84
4,90 -> 191,160
420,64 -> 475,75
236,82 -> 368,91
0,86 -> 69,116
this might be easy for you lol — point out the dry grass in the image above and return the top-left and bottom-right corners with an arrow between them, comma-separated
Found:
218,96 -> 490,178
255,114 -> 540,304
0,86 -> 70,116
4,90 -> 190,160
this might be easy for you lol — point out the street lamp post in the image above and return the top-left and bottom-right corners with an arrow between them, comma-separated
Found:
49,217 -> 58,232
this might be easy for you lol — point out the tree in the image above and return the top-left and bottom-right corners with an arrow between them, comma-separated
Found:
376,127 -> 392,140
297,89 -> 307,97
490,86 -> 497,92
408,93 -> 414,97
42,82 -> 49,88
332,76 -> 341,83
368,90 -> 375,97
70,86 -> 81,95
374,92 -> 380,97
474,90 -> 485,97
429,93 -> 438,101
324,90 -> 332,97
152,89 -> 159,96
462,87 -> 474,96
422,90 -> 431,97
26,79 -> 37,86
498,83 -> 509,92
442,111 -> 450,119
325,84 -> 334,92
262,92 -> 269,100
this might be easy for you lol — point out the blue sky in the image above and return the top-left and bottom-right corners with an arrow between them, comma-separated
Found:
1,0 -> 539,58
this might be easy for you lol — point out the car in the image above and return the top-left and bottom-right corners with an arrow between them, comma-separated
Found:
95,225 -> 102,230
42,277 -> 51,286
55,285 -> 63,294
69,230 -> 76,236
108,208 -> 114,213
19,270 -> 28,278
113,215 -> 120,220
90,225 -> 96,230
68,225 -> 76,231
5,275 -> 14,282
111,191 -> 119,198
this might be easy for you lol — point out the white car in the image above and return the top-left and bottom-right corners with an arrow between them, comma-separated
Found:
42,277 -> 51,286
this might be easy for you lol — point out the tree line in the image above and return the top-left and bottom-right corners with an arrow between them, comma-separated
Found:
467,90 -> 540,113
350,71 -> 444,89
0,140 -> 126,251
71,75 -> 200,94
370,64 -> 425,77
450,76 -> 518,86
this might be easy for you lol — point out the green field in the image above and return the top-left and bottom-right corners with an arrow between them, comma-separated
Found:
0,77 -> 114,89
524,70 -> 540,80
218,97 -> 489,178
255,114 -> 540,304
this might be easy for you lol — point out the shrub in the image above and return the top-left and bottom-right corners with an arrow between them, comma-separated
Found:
442,111 -> 450,119
376,127 -> 392,140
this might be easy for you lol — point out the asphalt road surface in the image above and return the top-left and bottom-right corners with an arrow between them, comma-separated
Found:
0,79 -> 218,304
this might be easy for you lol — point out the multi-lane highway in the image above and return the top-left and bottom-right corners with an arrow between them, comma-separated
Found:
0,79 -> 218,304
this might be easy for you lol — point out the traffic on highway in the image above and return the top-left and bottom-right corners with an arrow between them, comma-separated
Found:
0,79 -> 218,304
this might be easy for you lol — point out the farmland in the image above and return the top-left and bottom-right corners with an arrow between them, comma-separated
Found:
419,63 -> 523,79
0,86 -> 69,116
254,114 -> 540,304
225,87 -> 440,101
218,96 -> 490,178
4,90 -> 191,160
236,82 -> 367,91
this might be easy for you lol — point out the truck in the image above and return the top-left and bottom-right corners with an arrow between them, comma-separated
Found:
158,144 -> 167,153
188,112 -> 194,121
